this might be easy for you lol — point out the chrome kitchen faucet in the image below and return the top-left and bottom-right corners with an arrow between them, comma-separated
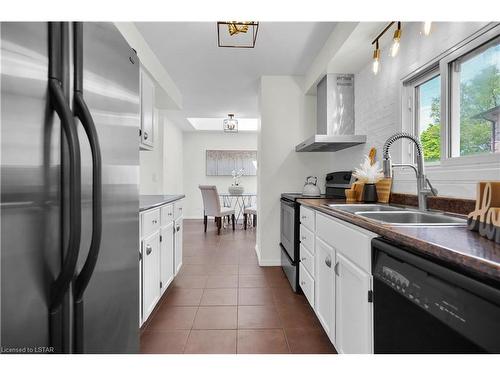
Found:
382,132 -> 438,211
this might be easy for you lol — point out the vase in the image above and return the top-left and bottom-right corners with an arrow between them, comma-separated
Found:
363,183 -> 378,203
228,185 -> 244,195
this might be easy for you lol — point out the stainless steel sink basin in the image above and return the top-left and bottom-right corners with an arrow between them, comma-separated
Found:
356,211 -> 467,226
324,204 -> 403,213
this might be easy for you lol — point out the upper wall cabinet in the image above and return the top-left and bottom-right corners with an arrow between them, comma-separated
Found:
140,68 -> 155,150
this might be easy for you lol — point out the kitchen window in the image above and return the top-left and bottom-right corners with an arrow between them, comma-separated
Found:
448,35 -> 500,158
403,25 -> 500,166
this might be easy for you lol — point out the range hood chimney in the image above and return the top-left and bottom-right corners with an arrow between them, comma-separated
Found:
296,74 -> 366,152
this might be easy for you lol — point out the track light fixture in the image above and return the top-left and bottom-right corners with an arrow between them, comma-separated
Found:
371,22 -> 402,75
390,22 -> 402,57
423,21 -> 432,36
372,40 -> 381,74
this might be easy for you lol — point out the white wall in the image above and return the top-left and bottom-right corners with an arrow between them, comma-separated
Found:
257,76 -> 351,265
348,22 -> 498,199
182,132 -> 258,219
140,110 -> 184,195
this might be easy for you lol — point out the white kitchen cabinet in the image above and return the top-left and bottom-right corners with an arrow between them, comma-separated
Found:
140,68 -> 154,150
335,252 -> 372,354
160,221 -> 175,295
314,237 -> 335,342
174,217 -> 183,275
142,231 -> 160,322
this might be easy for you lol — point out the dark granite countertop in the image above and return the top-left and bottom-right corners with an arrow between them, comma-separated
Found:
140,194 -> 185,212
297,198 -> 500,285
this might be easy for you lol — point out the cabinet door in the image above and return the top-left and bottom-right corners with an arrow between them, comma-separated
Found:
140,69 -> 154,149
160,222 -> 174,295
335,252 -> 372,354
142,231 -> 160,321
314,237 -> 335,341
174,218 -> 183,275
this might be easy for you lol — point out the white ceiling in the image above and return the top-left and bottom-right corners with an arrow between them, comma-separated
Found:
135,22 -> 336,120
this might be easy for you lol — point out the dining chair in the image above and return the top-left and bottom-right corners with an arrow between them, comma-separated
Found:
243,205 -> 257,230
199,185 -> 235,235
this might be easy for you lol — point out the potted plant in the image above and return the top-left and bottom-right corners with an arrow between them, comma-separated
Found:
353,155 -> 383,203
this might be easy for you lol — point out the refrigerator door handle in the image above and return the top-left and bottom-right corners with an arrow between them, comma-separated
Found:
48,22 -> 82,353
72,22 -> 103,354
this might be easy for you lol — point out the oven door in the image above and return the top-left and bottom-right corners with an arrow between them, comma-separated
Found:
280,198 -> 296,263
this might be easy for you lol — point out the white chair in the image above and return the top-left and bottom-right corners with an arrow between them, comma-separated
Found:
243,205 -> 257,230
199,185 -> 235,235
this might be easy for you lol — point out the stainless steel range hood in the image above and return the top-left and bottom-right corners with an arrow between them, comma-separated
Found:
296,74 -> 366,152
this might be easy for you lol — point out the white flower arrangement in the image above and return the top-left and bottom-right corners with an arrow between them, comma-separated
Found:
231,168 -> 245,186
353,155 -> 383,184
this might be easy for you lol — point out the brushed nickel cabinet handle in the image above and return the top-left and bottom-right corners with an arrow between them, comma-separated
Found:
334,261 -> 339,276
144,131 -> 148,140
325,256 -> 332,268
146,245 -> 152,255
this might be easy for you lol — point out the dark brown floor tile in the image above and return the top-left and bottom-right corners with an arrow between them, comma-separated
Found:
238,264 -> 265,276
208,264 -> 239,276
213,255 -> 239,265
275,304 -> 321,329
238,288 -> 274,306
163,288 -> 203,306
177,264 -> 210,276
285,328 -> 337,354
238,305 -> 282,329
262,266 -> 285,278
146,306 -> 198,330
172,275 -> 207,289
193,306 -> 237,329
184,330 -> 237,354
271,287 -> 308,306
239,275 -> 268,288
265,274 -> 291,288
238,255 -> 259,265
237,329 -> 289,354
140,330 -> 190,354
200,288 -> 238,306
206,275 -> 238,288
183,255 -> 213,265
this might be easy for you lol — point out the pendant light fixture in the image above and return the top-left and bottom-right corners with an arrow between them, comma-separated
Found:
372,40 -> 381,74
223,114 -> 238,133
390,22 -> 402,57
423,22 -> 432,36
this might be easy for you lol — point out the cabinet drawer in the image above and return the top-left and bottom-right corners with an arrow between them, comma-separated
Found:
300,206 -> 315,231
174,200 -> 184,220
316,212 -> 376,274
299,263 -> 315,308
142,208 -> 160,238
299,225 -> 314,253
300,244 -> 315,277
161,204 -> 174,225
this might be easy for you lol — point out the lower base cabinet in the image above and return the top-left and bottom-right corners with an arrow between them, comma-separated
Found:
160,222 -> 175,295
314,237 -> 335,342
335,252 -> 373,354
139,199 -> 184,326
142,231 -> 160,321
174,217 -> 183,275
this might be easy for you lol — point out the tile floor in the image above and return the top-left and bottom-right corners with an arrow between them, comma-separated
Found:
140,219 -> 336,354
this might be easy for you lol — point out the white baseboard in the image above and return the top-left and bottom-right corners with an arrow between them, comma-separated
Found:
255,244 -> 281,266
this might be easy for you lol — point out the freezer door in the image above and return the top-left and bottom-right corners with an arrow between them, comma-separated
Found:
1,23 -> 62,351
75,22 -> 140,353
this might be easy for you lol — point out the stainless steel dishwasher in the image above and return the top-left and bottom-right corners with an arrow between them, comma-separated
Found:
372,238 -> 500,353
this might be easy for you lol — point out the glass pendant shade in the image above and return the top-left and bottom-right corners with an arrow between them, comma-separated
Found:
223,114 -> 238,133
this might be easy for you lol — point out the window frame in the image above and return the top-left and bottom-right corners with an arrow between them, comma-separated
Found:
440,27 -> 500,164
401,23 -> 500,168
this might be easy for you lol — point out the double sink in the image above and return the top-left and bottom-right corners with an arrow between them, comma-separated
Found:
324,204 -> 467,227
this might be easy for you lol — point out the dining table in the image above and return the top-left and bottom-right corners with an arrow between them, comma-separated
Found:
219,192 -> 256,224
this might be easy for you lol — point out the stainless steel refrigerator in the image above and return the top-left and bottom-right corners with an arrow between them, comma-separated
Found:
1,22 -> 140,354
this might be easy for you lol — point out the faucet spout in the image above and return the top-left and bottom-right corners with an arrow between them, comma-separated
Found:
382,132 -> 436,211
